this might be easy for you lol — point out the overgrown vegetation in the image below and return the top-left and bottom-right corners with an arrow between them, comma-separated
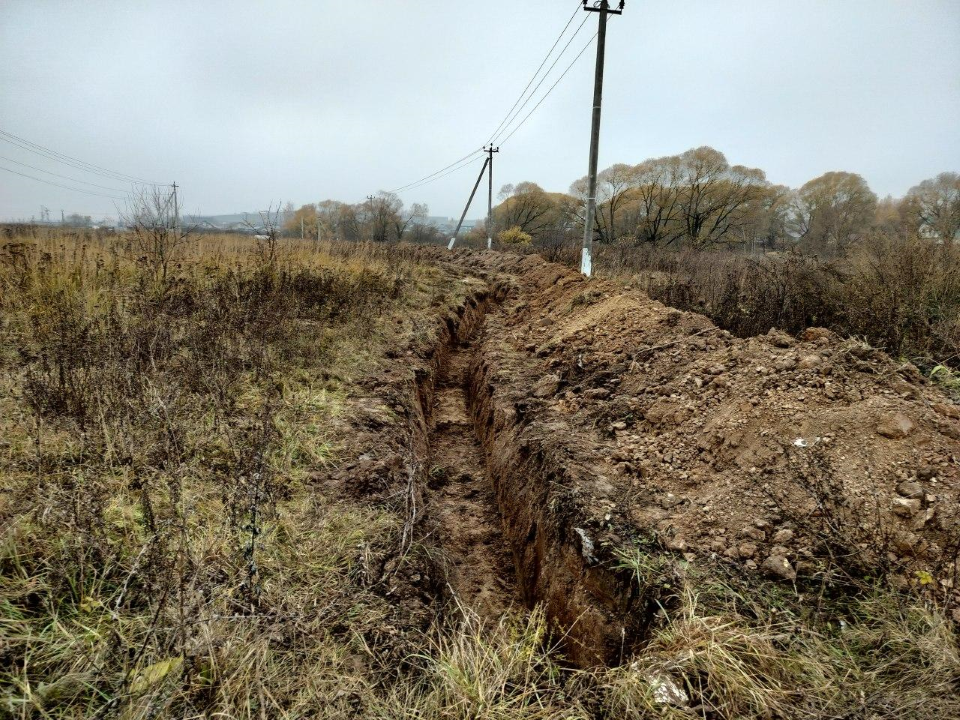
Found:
595,233 -> 960,370
0,228 -> 423,717
2,227 -> 958,718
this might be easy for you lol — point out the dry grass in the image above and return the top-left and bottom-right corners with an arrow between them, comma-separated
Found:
2,227 -> 958,719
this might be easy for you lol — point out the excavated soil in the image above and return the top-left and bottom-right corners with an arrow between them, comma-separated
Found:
326,250 -> 960,668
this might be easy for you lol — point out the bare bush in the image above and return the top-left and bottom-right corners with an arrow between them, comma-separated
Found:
123,186 -> 191,285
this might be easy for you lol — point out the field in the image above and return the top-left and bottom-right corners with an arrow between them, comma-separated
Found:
1,227 -> 959,719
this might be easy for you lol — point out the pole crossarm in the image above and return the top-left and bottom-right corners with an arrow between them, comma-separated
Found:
583,0 -> 624,14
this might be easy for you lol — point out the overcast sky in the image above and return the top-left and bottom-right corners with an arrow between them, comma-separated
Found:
1,0 -> 958,221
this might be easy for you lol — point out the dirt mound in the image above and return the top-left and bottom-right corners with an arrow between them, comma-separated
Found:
458,251 -> 959,601
324,248 -> 959,668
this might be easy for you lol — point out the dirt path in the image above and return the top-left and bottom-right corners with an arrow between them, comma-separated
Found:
429,335 -> 516,619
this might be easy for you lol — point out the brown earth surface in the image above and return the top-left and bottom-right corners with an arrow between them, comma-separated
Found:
324,250 -> 960,667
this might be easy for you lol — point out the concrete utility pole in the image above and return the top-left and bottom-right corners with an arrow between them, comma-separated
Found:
580,0 -> 624,277
485,145 -> 499,249
171,182 -> 180,233
448,157 -> 490,250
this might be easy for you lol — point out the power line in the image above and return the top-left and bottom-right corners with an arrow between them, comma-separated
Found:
387,3 -> 598,200
491,13 -> 591,146
485,1 -> 582,145
390,148 -> 483,193
0,128 -> 166,186
389,3 -> 583,197
397,154 -> 487,195
0,164 -> 129,200
0,155 -> 131,193
499,31 -> 598,146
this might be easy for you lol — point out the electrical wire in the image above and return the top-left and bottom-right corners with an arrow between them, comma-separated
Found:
394,154 -> 487,195
485,0 -> 583,145
0,164 -> 129,200
0,155 -> 131,193
0,129 -> 166,186
389,147 -> 485,193
490,15 -> 590,147
499,31 -> 598,147
493,17 -> 592,146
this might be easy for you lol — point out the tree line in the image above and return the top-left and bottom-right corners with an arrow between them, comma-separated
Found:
285,146 -> 959,253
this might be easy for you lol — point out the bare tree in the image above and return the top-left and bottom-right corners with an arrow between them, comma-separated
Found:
905,172 -> 960,243
364,192 -> 403,243
122,185 -> 190,285
244,203 -> 283,265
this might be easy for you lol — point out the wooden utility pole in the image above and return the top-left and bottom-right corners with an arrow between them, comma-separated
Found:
448,157 -> 490,250
485,145 -> 499,249
580,0 -> 624,277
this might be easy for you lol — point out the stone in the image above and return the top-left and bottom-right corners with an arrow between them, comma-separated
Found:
891,497 -> 921,517
738,542 -> 757,559
798,354 -> 823,369
574,528 -> 596,563
666,536 -> 688,552
893,531 -> 919,556
932,403 -> 960,420
766,329 -> 795,348
772,528 -> 795,544
660,493 -> 682,509
897,481 -> 924,499
532,374 -> 561,398
774,357 -> 798,371
584,388 -> 611,400
761,555 -> 797,581
912,507 -> 936,531
739,525 -> 766,542
645,673 -> 689,709
802,327 -> 834,343
877,412 -> 915,439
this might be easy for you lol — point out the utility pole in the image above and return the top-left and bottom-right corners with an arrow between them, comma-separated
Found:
485,145 -> 499,249
448,157 -> 490,250
580,0 -> 624,277
301,216 -> 304,240
366,195 -> 376,242
171,182 -> 180,234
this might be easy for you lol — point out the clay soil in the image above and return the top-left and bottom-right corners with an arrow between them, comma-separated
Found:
428,329 -> 517,618
332,249 -> 960,667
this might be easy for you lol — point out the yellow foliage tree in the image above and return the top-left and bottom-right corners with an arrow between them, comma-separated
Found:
497,226 -> 533,245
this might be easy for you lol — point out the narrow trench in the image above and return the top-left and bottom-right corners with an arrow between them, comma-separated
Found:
428,326 -> 517,619
418,294 -> 643,667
